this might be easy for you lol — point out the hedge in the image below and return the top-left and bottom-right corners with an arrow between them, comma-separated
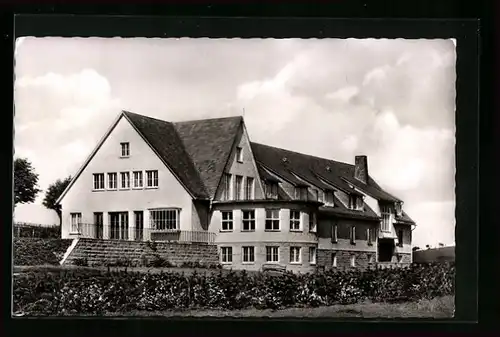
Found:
13,239 -> 73,266
13,225 -> 60,239
13,262 -> 454,315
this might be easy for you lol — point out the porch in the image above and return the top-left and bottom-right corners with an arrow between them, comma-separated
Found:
73,222 -> 216,244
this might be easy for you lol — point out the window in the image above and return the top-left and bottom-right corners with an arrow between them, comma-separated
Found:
331,224 -> 338,243
242,246 -> 255,263
311,189 -> 319,201
397,229 -> 404,247
289,210 -> 301,231
266,246 -> 279,263
332,252 -> 337,267
107,172 -> 117,189
234,175 -> 243,200
367,228 -> 374,245
324,191 -> 334,207
349,195 -> 363,210
133,171 -> 143,188
120,142 -> 130,157
265,182 -> 279,199
295,187 -> 308,201
265,209 -> 280,231
318,190 -> 324,203
245,177 -> 254,200
350,226 -> 356,244
236,147 -> 243,163
351,254 -> 356,267
150,208 -> 179,230
309,247 -> 317,265
368,254 -> 374,264
398,254 -> 404,263
309,212 -> 317,232
120,172 -> 130,189
93,173 -> 105,190
221,211 -> 233,231
395,202 -> 403,216
109,212 -> 129,240
290,247 -> 301,264
222,173 -> 231,200
221,247 -> 233,263
242,210 -> 255,231
146,170 -> 159,188
381,205 -> 391,232
70,213 -> 82,232
93,212 -> 103,239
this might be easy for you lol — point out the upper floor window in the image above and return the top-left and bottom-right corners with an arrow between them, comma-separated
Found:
245,177 -> 254,200
146,170 -> 158,188
242,210 -> 256,231
236,147 -> 243,163
133,171 -> 143,188
221,211 -> 233,231
93,173 -> 105,190
120,142 -> 130,157
380,204 -> 391,232
150,208 -> 179,230
265,182 -> 279,200
70,212 -> 82,232
265,209 -> 280,231
234,175 -> 243,200
120,172 -> 130,189
222,173 -> 231,201
295,186 -> 308,201
397,229 -> 404,247
107,172 -> 117,190
309,212 -> 317,232
290,210 -> 301,231
324,191 -> 334,207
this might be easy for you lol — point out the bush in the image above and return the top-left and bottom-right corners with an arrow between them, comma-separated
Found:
13,225 -> 60,239
13,239 -> 73,266
12,262 -> 455,315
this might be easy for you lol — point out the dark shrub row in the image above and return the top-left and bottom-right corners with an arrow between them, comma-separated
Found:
13,239 -> 73,266
13,262 -> 454,315
13,225 -> 60,239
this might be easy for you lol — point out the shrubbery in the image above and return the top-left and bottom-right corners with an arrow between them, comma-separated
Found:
12,262 -> 454,315
13,239 -> 73,266
13,225 -> 60,239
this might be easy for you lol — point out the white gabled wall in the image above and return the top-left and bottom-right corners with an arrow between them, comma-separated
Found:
60,115 -> 194,238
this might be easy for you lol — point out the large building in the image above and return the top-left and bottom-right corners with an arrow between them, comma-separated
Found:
57,111 -> 416,272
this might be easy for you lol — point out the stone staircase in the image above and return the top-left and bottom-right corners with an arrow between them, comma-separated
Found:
62,238 -> 219,267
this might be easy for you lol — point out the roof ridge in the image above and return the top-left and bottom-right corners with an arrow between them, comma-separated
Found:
173,115 -> 243,124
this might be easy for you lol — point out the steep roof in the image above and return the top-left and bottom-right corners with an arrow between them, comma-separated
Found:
123,111 -> 209,199
250,142 -> 401,203
173,116 -> 242,198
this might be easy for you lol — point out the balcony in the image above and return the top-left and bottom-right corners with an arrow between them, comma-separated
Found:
73,223 -> 216,244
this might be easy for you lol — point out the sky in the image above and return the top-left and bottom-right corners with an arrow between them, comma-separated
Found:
14,37 -> 456,247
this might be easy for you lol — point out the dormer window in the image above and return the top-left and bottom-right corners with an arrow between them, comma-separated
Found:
265,181 -> 279,199
120,142 -> 130,157
324,191 -> 334,207
236,147 -> 243,163
395,202 -> 403,216
348,195 -> 363,210
294,186 -> 308,201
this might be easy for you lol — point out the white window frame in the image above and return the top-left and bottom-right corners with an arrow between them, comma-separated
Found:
265,209 -> 280,231
331,224 -> 338,243
242,246 -> 255,264
236,146 -> 243,163
107,172 -> 117,190
133,171 -> 143,189
289,210 -> 301,231
290,246 -> 301,264
149,208 -> 180,230
265,246 -> 280,263
309,247 -> 317,265
93,173 -> 105,190
242,210 -> 256,231
120,142 -> 130,157
220,246 -> 233,264
145,170 -> 159,188
221,211 -> 233,232
309,212 -> 317,232
120,172 -> 130,189
234,175 -> 243,200
245,177 -> 254,200
70,213 -> 82,233
332,252 -> 337,267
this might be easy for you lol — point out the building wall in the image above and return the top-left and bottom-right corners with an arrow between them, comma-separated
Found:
317,249 -> 376,269
60,116 -> 194,238
317,217 -> 378,252
393,224 -> 413,256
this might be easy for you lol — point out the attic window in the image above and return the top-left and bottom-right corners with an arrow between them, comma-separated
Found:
265,181 -> 279,200
395,202 -> 403,216
282,157 -> 288,163
294,186 -> 308,201
236,147 -> 243,163
120,142 -> 130,157
324,191 -> 334,207
349,195 -> 363,210
326,166 -> 331,172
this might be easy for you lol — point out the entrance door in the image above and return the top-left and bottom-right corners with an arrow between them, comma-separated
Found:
134,211 -> 143,241
94,212 -> 103,239
378,239 -> 395,262
109,212 -> 129,240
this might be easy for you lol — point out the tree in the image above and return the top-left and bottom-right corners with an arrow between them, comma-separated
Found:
14,157 -> 41,205
43,176 -> 72,226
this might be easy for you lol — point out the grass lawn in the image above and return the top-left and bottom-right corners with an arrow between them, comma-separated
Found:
100,296 -> 454,318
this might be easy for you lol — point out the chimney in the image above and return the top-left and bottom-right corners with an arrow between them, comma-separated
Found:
354,155 -> 368,184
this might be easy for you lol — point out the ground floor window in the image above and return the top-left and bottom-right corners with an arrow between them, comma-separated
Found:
109,212 -> 128,240
150,208 -> 179,230
350,254 -> 356,267
332,252 -> 337,267
266,246 -> 279,263
309,247 -> 317,265
70,213 -> 82,232
93,212 -> 103,239
290,246 -> 301,264
220,246 -> 233,263
242,246 -> 255,263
